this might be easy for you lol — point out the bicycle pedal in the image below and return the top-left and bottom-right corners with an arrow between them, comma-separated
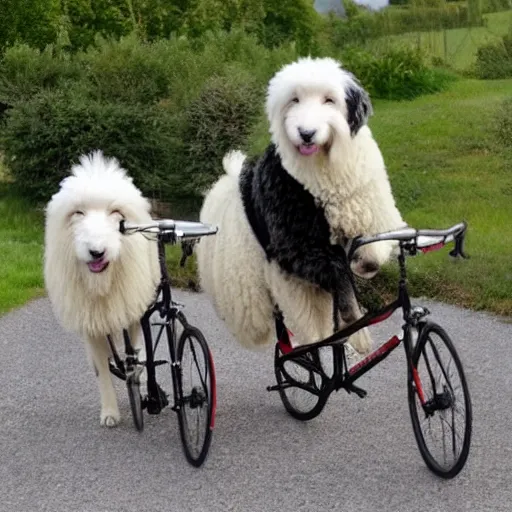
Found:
345,383 -> 367,398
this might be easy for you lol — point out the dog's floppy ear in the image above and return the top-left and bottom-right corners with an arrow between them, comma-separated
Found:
345,80 -> 373,136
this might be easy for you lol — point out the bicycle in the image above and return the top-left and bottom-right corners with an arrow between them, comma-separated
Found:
267,221 -> 472,479
106,218 -> 218,467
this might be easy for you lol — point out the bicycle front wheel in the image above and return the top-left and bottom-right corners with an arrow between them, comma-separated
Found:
127,371 -> 144,432
408,322 -> 472,479
176,326 -> 216,467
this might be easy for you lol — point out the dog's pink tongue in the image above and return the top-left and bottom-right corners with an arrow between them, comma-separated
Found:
299,144 -> 319,156
88,259 -> 107,273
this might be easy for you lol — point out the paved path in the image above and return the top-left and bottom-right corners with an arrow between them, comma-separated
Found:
1,293 -> 511,512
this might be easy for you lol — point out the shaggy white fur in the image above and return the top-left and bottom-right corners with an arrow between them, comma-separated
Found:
197,57 -> 405,352
44,151 -> 160,427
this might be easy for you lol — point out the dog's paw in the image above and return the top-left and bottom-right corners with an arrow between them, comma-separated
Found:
351,241 -> 396,279
348,327 -> 372,355
350,257 -> 380,279
100,409 -> 120,428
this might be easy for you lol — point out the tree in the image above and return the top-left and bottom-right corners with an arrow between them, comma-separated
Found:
260,0 -> 320,53
0,0 -> 61,51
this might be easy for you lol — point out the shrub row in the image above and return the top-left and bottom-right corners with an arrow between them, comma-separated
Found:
0,30 -> 453,208
342,46 -> 455,100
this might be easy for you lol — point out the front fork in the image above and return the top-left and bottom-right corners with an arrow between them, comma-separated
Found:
405,306 -> 430,407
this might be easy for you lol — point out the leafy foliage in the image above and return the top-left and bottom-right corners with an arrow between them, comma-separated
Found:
0,0 -> 61,51
178,68 -> 263,195
342,46 -> 455,100
474,34 -> 512,78
1,87 -> 180,201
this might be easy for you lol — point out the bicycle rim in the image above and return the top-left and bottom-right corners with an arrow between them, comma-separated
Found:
176,326 -> 215,467
408,322 -> 472,478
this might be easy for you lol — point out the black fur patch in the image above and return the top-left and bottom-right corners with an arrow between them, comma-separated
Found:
239,145 -> 356,315
345,82 -> 373,136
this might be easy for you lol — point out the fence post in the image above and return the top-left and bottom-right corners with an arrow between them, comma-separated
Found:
443,29 -> 448,63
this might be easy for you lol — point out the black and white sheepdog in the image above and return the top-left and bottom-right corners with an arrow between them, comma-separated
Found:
196,57 -> 405,354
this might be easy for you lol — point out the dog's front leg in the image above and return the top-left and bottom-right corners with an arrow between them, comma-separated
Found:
87,335 -> 120,427
336,291 -> 372,355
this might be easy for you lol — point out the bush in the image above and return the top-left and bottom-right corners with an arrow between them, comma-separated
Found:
178,68 -> 263,196
342,46 -> 455,100
77,34 -> 175,105
0,30 -> 455,210
474,35 -> 512,79
0,44 -> 82,106
496,98 -> 512,147
1,87 -> 180,202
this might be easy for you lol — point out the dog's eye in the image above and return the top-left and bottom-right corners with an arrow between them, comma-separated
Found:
325,97 -> 335,104
73,210 -> 84,217
291,97 -> 299,104
111,209 -> 124,218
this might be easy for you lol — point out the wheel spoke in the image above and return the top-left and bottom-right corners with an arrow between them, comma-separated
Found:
408,324 -> 471,478
176,326 -> 214,467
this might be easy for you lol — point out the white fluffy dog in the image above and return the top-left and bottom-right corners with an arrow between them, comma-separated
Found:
197,57 -> 405,353
44,151 -> 160,427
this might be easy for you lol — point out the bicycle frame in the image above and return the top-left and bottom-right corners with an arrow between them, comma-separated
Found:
108,231 -> 189,415
271,243 -> 437,410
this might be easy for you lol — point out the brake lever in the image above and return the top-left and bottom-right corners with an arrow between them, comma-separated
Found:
449,233 -> 469,259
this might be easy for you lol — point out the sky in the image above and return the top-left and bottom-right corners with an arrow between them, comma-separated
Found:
314,0 -> 390,14
354,0 -> 389,9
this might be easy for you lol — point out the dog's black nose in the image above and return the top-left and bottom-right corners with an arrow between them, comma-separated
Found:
89,249 -> 105,260
299,128 -> 316,143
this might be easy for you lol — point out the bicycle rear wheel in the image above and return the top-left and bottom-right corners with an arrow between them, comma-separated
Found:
274,344 -> 330,421
408,322 -> 472,478
176,326 -> 216,467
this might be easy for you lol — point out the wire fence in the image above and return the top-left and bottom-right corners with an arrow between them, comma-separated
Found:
366,7 -> 512,71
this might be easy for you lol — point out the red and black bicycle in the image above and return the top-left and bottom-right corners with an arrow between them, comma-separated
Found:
268,222 -> 472,479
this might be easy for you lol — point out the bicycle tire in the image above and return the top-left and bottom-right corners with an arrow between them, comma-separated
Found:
127,373 -> 144,432
274,344 -> 329,421
408,321 -> 472,479
176,326 -> 215,467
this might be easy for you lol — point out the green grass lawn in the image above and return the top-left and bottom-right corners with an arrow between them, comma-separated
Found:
367,78 -> 512,315
369,11 -> 512,70
0,174 -> 45,314
1,77 -> 511,316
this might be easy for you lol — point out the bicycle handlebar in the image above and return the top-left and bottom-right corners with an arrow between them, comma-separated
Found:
119,219 -> 218,240
348,221 -> 468,260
